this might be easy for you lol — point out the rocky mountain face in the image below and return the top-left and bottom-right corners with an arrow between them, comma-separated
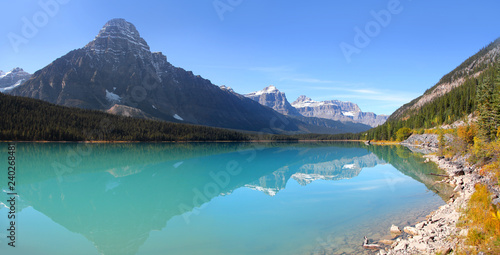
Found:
9,18 -> 372,134
291,95 -> 388,127
245,85 -> 301,116
0,68 -> 31,92
356,111 -> 390,128
292,95 -> 361,120
390,38 -> 500,121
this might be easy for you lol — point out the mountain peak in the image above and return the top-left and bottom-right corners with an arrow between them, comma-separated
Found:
293,95 -> 313,104
1,67 -> 27,78
104,18 -> 133,28
220,85 -> 235,93
247,85 -> 279,96
85,18 -> 150,55
245,85 -> 302,116
99,19 -> 141,39
265,85 -> 277,91
11,67 -> 24,73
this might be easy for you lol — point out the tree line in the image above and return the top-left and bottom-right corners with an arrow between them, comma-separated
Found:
0,93 -> 250,142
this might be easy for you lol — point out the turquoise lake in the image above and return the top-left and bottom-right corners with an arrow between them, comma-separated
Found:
0,142 -> 452,255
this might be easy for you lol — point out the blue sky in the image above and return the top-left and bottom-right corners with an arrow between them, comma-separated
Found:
1,0 -> 500,115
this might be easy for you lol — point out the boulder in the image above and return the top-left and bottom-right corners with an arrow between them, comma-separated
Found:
415,222 -> 426,229
390,224 -> 402,234
404,226 -> 419,236
452,169 -> 465,176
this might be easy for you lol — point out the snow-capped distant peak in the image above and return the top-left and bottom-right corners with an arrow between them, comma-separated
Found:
249,85 -> 279,96
291,96 -> 326,108
0,68 -> 31,80
173,114 -> 184,121
105,89 -> 121,102
263,85 -> 277,93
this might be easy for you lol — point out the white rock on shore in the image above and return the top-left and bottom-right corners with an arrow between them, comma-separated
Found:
390,225 -> 402,235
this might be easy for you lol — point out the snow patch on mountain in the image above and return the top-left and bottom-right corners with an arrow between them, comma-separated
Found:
292,97 -> 329,108
244,184 -> 278,197
249,85 -> 278,96
0,71 -> 13,79
105,89 -> 121,102
342,111 -> 355,117
342,164 -> 356,169
173,114 -> 184,121
0,79 -> 25,92
291,173 -> 332,185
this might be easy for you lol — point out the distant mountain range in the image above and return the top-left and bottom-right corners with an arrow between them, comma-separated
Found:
6,18 -> 375,135
245,85 -> 388,127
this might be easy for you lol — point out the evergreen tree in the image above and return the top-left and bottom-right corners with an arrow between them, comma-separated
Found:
477,72 -> 499,141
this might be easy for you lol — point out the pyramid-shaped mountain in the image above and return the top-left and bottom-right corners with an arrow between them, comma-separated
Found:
9,19 -> 369,134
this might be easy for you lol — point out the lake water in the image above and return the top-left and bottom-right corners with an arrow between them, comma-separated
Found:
0,142 -> 452,255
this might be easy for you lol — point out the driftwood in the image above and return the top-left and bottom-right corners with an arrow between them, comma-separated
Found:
362,236 -> 380,250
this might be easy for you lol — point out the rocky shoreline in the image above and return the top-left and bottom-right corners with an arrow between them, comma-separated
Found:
375,148 -> 487,254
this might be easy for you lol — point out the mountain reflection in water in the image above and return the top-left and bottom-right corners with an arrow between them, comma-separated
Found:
0,143 -> 451,255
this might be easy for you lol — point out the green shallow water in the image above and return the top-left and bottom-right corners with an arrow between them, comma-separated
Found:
0,142 -> 451,255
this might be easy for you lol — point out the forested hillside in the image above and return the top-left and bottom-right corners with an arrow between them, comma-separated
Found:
363,40 -> 500,141
0,93 -> 250,141
390,38 -> 500,121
